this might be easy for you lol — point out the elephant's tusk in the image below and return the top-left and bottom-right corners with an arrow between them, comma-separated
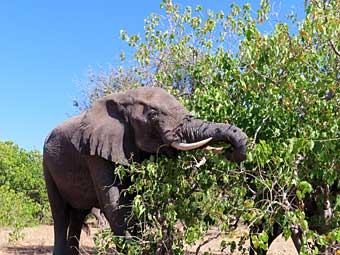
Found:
171,137 -> 212,151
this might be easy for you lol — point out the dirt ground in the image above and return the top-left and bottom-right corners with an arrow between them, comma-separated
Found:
0,225 -> 298,255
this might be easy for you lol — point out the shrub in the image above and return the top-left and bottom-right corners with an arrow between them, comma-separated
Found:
0,141 -> 50,241
0,185 -> 41,242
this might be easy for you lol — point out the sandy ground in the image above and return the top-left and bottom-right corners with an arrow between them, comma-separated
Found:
0,225 -> 96,255
0,225 -> 298,255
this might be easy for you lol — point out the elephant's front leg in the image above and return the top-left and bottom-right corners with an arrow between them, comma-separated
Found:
86,156 -> 129,236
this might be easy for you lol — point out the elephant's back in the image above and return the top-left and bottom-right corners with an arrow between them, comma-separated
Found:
43,113 -> 84,164
43,113 -> 98,209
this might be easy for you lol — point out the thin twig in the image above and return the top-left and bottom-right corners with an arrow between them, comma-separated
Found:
195,232 -> 222,255
328,40 -> 340,58
312,137 -> 340,142
250,115 -> 270,149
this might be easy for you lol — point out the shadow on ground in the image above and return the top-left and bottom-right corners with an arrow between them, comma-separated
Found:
2,245 -> 96,255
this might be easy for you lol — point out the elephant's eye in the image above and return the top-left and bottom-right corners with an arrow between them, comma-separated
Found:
147,109 -> 158,121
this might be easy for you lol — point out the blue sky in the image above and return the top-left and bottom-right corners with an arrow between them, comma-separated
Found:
0,0 -> 305,151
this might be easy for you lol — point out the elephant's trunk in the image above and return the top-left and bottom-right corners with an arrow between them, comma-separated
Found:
177,117 -> 248,163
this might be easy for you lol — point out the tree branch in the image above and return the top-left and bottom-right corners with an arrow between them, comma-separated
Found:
195,232 -> 222,255
328,40 -> 340,58
250,115 -> 270,149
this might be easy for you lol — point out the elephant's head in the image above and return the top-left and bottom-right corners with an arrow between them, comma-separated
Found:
72,87 -> 248,165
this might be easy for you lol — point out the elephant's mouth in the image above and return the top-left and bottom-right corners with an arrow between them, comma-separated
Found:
161,128 -> 213,151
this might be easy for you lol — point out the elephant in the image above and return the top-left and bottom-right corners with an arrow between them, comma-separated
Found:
43,87 -> 248,255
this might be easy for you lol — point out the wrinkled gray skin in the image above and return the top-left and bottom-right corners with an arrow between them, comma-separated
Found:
43,87 -> 248,255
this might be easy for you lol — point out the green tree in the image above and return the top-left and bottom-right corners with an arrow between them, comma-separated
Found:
0,141 -> 50,241
84,0 -> 339,254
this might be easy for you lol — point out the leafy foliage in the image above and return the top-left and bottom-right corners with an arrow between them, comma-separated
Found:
0,185 -> 41,242
0,141 -> 50,241
82,0 -> 339,254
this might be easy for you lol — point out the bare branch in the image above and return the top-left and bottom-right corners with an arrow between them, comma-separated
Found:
250,115 -> 270,149
312,137 -> 340,142
195,231 -> 222,255
328,40 -> 340,58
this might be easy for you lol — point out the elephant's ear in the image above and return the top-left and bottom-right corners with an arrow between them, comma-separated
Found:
71,94 -> 134,165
